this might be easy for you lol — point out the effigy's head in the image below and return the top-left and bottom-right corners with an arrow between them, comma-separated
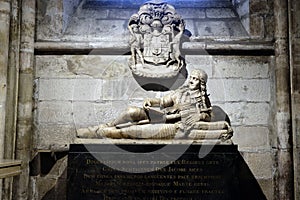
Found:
188,69 -> 208,90
130,24 -> 139,33
191,69 -> 208,83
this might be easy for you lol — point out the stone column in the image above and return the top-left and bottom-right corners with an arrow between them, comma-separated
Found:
3,0 -> 21,199
0,0 -> 11,199
0,0 -> 11,160
274,0 -> 294,199
13,0 -> 35,199
289,0 -> 300,199
4,0 -> 20,160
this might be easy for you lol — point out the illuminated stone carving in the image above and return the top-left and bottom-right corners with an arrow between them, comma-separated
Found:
77,69 -> 233,141
128,0 -> 186,78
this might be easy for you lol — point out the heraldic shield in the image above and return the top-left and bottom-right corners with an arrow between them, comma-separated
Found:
128,0 -> 187,79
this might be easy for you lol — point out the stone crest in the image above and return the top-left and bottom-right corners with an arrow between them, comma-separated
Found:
128,0 -> 186,78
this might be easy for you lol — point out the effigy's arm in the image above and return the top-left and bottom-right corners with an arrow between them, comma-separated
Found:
143,98 -> 161,110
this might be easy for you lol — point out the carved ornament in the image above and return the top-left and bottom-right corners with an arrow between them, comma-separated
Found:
128,0 -> 186,78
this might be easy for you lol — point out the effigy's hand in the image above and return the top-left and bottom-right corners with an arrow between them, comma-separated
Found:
143,99 -> 152,110
185,114 -> 201,126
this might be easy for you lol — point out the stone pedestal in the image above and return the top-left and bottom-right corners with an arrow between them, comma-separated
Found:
67,142 -> 266,200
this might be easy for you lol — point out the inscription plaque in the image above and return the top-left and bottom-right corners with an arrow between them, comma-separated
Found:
67,144 -> 266,200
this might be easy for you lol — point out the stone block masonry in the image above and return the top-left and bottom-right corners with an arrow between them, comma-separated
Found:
34,55 -> 273,154
32,1 -> 278,199
33,40 -> 275,200
36,0 -> 249,42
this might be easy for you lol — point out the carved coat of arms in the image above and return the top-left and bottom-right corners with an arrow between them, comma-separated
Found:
128,1 -> 186,78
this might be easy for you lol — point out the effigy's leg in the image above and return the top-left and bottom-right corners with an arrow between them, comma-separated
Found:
108,106 -> 148,127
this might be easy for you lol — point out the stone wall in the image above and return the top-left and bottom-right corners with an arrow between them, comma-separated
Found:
34,54 -> 275,199
0,0 -> 11,160
36,0 -> 249,42
290,0 -> 300,199
36,0 -> 81,40
32,0 -> 278,199
232,0 -> 249,33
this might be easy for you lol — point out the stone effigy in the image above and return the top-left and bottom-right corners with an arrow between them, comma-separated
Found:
77,69 -> 233,141
127,0 -> 186,78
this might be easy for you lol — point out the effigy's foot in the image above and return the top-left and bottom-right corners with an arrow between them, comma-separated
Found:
77,126 -> 99,138
77,123 -> 113,138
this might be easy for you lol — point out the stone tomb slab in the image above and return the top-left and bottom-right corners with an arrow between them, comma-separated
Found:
67,144 -> 266,200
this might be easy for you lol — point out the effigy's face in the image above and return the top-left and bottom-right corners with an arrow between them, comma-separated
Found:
188,75 -> 200,90
132,26 -> 139,32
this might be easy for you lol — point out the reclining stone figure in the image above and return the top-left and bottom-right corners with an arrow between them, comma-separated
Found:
77,69 -> 233,141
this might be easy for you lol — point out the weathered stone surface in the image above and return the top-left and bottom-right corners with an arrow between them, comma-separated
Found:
206,8 -> 236,18
0,0 -> 10,159
250,15 -> 264,38
294,147 -> 300,200
226,21 -> 250,36
72,101 -> 136,127
277,150 -> 293,199
36,0 -> 250,41
0,1 -> 10,13
195,19 -> 248,37
17,102 -> 33,121
35,55 -> 131,78
101,78 -> 154,101
94,102 -> 132,123
292,34 -> 300,200
36,0 -> 81,39
38,78 -> 102,101
37,101 -> 73,124
208,79 -> 270,102
264,13 -> 275,39
75,8 -> 109,19
63,0 -> 81,31
65,19 -> 127,41
107,8 -> 136,19
214,102 -> 270,126
15,123 -> 32,151
213,56 -> 270,79
250,0 -> 269,15
185,55 -> 213,77
196,21 -> 230,36
257,178 -> 274,200
183,19 -> 196,35
177,8 -> 205,19
241,17 -> 250,34
232,127 -> 270,150
235,0 -> 249,19
291,1 -> 300,38
36,0 -> 63,40
241,151 -> 274,179
35,124 -> 76,150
